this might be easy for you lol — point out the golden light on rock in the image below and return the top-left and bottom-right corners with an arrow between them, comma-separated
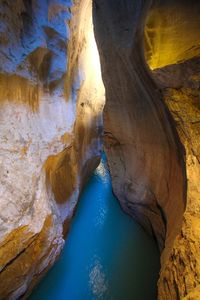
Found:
144,5 -> 200,70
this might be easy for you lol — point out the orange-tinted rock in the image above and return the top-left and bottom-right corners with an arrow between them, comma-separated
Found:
93,1 -> 199,299
93,0 -> 186,255
153,57 -> 200,299
0,0 -> 104,298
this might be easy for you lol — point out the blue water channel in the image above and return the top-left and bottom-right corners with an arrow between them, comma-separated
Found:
30,154 -> 160,300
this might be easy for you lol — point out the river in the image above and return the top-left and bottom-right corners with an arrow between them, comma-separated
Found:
30,153 -> 160,300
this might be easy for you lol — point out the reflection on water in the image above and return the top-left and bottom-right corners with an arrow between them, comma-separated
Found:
95,159 -> 109,185
30,153 -> 160,300
89,256 -> 108,299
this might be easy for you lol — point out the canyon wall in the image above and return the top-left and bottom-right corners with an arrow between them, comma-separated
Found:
0,0 -> 199,298
145,2 -> 200,298
93,0 -> 199,299
93,0 -> 186,259
0,0 -> 104,298
153,57 -> 200,300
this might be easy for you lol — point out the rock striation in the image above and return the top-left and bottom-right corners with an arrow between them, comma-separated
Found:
0,0 -> 104,298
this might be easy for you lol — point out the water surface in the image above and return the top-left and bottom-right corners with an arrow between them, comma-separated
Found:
30,154 -> 160,300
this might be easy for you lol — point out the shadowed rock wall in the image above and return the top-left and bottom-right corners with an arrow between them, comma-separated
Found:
93,0 -> 199,299
145,2 -> 200,298
93,0 -> 186,257
153,57 -> 200,300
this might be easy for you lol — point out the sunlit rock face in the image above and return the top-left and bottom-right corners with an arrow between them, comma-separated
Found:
94,0 -> 199,299
145,0 -> 200,70
0,0 -> 104,298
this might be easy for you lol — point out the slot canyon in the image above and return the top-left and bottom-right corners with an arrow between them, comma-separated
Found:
0,0 -> 199,299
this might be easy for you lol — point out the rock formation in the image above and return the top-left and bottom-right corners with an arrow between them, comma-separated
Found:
93,0 -> 199,299
152,54 -> 200,300
0,0 -> 199,299
0,0 -> 104,298
146,3 -> 200,299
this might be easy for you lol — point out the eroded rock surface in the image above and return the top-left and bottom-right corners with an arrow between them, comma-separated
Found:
0,0 -> 199,299
145,0 -> 200,69
153,57 -> 200,299
93,0 -> 199,299
0,0 -> 104,298
93,0 -> 186,259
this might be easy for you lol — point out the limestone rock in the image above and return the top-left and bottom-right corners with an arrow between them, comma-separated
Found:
0,0 -> 104,298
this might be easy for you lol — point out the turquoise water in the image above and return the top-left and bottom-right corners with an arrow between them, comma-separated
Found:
30,154 -> 160,300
